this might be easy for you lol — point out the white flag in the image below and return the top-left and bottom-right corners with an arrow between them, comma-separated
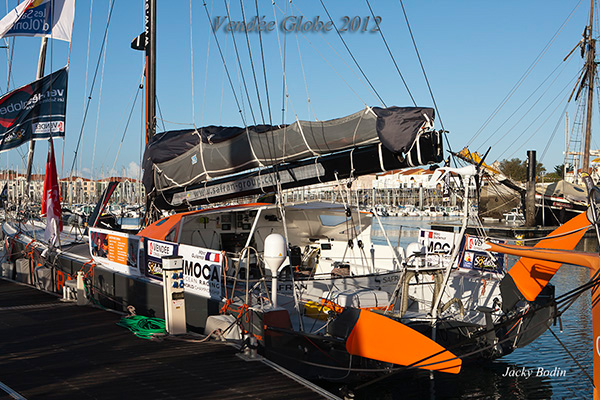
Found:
0,0 -> 75,42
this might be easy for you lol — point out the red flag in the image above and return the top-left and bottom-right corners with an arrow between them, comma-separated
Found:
41,138 -> 62,246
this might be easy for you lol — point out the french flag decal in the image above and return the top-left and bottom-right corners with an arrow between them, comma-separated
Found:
205,252 -> 220,262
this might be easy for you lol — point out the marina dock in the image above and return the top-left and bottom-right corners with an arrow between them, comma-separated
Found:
0,279 -> 339,400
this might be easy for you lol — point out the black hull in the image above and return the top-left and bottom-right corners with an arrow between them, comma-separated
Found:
535,202 -> 585,226
3,233 -> 556,385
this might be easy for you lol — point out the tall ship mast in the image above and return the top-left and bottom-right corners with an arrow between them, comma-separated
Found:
582,0 -> 595,173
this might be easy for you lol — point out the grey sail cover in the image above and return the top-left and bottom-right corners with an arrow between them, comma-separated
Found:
143,106 -> 435,194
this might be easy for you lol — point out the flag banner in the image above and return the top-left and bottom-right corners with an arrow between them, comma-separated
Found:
41,137 -> 62,247
0,66 -> 67,152
0,0 -> 75,42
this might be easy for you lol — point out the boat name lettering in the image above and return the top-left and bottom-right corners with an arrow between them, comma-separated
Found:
278,282 -> 307,292
425,241 -> 451,254
382,275 -> 400,284
173,164 -> 325,205
212,15 -> 382,34
183,260 -> 219,282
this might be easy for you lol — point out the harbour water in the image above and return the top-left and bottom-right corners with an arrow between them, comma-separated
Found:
342,216 -> 595,399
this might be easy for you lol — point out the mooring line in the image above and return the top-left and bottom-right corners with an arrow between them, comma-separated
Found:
0,380 -> 26,400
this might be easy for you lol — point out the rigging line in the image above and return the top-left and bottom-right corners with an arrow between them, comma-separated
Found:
467,0 -> 584,148
319,0 -> 386,107
276,0 -> 289,125
91,4 -> 112,181
366,0 -> 416,107
492,70 -> 573,153
502,87 -> 573,160
189,0 -> 196,124
82,0 -> 94,119
281,1 -> 373,108
238,0 -> 276,171
219,30 -> 229,123
202,1 -> 247,126
200,0 -> 213,125
154,117 -> 195,126
69,0 -> 116,178
155,96 -> 167,132
295,32 -> 316,120
255,0 -> 273,127
548,328 -> 594,385
483,57 -> 575,150
540,101 -> 571,162
223,0 -> 257,125
290,24 -> 371,107
239,0 -> 265,124
6,36 -> 15,93
493,71 -> 578,154
254,0 -> 278,170
111,82 -> 142,172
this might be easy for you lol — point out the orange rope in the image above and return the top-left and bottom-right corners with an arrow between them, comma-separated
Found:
220,298 -> 233,314
79,259 -> 96,294
220,301 -> 250,324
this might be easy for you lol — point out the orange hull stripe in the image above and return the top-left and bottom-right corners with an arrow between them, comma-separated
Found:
508,212 -> 589,301
346,310 -> 462,374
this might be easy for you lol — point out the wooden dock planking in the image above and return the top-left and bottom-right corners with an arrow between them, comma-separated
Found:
0,280 -> 338,400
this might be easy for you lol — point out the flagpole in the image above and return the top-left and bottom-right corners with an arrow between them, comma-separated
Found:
25,37 -> 48,184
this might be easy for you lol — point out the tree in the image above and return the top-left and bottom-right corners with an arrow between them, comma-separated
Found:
553,164 -> 564,179
499,158 -> 526,181
498,158 -> 546,182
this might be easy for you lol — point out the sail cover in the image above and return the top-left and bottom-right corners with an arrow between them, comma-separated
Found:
143,106 -> 437,195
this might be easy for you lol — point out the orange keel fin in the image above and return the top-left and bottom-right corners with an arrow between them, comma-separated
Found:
345,310 -> 462,374
507,212 -> 589,301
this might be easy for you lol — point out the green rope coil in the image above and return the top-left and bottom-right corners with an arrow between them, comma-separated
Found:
117,315 -> 167,339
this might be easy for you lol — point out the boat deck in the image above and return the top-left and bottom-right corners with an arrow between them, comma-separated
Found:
0,279 -> 337,400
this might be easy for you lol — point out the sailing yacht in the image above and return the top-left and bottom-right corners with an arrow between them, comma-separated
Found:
1,0 -> 592,384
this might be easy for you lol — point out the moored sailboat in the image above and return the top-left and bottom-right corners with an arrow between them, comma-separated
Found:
1,0 -> 592,387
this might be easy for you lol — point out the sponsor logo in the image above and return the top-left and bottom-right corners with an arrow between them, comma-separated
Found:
2,129 -> 23,143
147,240 -> 174,258
32,121 -> 64,134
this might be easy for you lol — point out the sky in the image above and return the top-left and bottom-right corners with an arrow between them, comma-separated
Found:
0,0 -> 594,180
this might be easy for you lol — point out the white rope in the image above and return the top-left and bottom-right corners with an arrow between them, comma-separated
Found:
378,143 -> 386,172
245,126 -> 266,168
295,117 -> 320,157
196,127 -> 211,181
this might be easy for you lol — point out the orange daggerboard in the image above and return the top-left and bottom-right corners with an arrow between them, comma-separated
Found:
345,310 -> 462,374
507,212 -> 589,301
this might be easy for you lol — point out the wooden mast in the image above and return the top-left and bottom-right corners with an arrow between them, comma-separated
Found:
583,0 -> 595,173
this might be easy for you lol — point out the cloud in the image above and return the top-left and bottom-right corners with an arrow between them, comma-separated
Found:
125,161 -> 141,179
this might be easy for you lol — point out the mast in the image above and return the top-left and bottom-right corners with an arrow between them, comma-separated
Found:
583,0 -> 595,173
25,37 -> 49,183
145,0 -> 157,144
